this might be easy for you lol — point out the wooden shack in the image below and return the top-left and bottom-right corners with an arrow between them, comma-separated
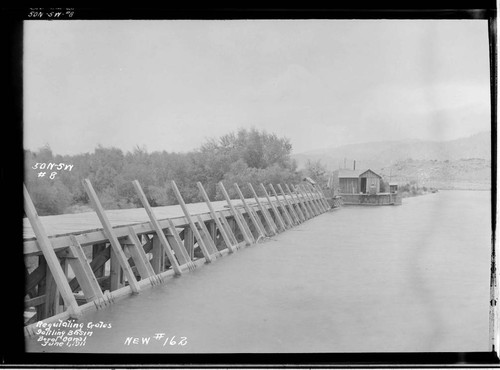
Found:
359,169 -> 381,194
334,168 -> 401,206
337,169 -> 362,194
336,169 -> 382,194
389,182 -> 399,194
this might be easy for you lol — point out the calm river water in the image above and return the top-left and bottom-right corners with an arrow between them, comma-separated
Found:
26,190 -> 492,353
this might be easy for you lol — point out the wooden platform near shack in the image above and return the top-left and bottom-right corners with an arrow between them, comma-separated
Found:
340,193 -> 402,206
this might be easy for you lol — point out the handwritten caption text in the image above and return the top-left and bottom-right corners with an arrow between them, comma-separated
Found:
124,333 -> 188,347
35,320 -> 111,347
32,162 -> 74,179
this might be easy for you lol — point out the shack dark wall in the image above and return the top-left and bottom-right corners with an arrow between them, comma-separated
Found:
339,178 -> 359,194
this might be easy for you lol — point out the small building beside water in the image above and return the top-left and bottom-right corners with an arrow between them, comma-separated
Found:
389,182 -> 399,194
333,168 -> 401,205
337,169 -> 382,194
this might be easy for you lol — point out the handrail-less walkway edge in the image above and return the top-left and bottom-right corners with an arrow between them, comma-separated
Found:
23,179 -> 331,337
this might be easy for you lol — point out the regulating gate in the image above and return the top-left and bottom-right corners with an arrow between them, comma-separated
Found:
23,178 -> 331,336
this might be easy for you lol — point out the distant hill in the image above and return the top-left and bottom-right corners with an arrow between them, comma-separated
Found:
378,158 -> 491,190
292,131 -> 491,171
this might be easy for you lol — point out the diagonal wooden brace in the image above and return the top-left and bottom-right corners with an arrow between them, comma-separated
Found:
166,219 -> 197,271
217,211 -> 239,247
234,183 -> 267,239
83,179 -> 141,294
218,182 -> 254,245
67,235 -> 105,303
277,183 -> 302,224
132,180 -> 182,275
195,215 -> 222,258
123,227 -> 162,284
171,180 -> 213,263
24,184 -> 82,318
248,183 -> 279,235
287,184 -> 310,220
269,183 -> 295,227
259,183 -> 287,232
197,182 -> 237,253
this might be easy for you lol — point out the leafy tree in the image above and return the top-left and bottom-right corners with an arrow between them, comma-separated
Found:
24,129 -> 301,215
303,159 -> 328,187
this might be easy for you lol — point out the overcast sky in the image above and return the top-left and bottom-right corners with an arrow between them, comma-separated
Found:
23,20 -> 491,155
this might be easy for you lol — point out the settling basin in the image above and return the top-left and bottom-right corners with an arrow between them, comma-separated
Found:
26,190 -> 492,353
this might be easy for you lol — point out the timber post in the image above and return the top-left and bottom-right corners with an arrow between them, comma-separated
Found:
197,182 -> 237,253
278,183 -> 302,224
171,180 -> 214,263
218,182 -> 254,246
248,183 -> 279,235
259,183 -> 287,232
234,183 -> 267,240
83,179 -> 141,294
24,184 -> 82,318
286,183 -> 309,220
269,183 -> 296,227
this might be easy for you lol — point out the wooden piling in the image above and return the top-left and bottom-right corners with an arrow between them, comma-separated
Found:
316,186 -> 330,211
247,204 -> 268,239
166,219 -> 196,271
312,184 -> 329,212
197,182 -> 236,253
234,183 -> 267,239
123,228 -> 160,283
83,179 -> 141,294
195,215 -> 222,257
93,243 -> 106,278
150,235 -> 164,274
286,184 -> 309,220
269,184 -> 296,227
24,184 -> 82,318
302,184 -> 324,214
217,211 -> 239,246
234,206 -> 257,242
67,235 -> 105,302
171,180 -> 213,263
218,182 -> 254,245
248,183 -> 279,235
303,183 -> 322,212
279,184 -> 303,223
132,180 -> 182,275
109,248 -> 123,291
259,183 -> 287,232
292,184 -> 315,217
298,184 -> 320,216
307,183 -> 328,212
43,266 -> 58,319
183,227 -> 195,261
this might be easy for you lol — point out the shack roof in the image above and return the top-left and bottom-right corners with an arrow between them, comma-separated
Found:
337,169 -> 364,178
359,169 -> 382,178
337,168 -> 382,179
337,169 -> 362,178
389,182 -> 399,186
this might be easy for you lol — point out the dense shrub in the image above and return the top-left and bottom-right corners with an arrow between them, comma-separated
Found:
25,129 -> 303,215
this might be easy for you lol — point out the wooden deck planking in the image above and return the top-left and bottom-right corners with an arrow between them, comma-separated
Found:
23,196 -> 298,241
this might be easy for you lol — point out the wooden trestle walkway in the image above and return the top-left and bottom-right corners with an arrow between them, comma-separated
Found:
23,179 -> 331,336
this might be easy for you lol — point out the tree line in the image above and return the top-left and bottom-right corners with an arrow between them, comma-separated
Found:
25,129 -> 326,216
